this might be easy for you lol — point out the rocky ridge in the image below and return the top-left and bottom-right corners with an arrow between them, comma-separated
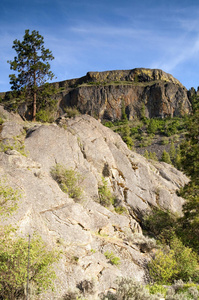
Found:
53,68 -> 191,121
0,106 -> 189,299
0,68 -> 192,123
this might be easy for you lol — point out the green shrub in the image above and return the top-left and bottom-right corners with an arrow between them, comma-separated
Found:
114,205 -> 127,215
129,233 -> 157,253
122,135 -> 134,148
149,240 -> 199,285
144,150 -> 149,159
0,142 -> 14,152
116,124 -> 134,148
64,106 -> 80,118
147,119 -> 158,134
178,282 -> 199,293
0,228 -> 60,300
102,277 -> 199,300
13,135 -> 27,156
162,119 -> 180,137
148,249 -> 178,284
50,164 -> 83,200
142,208 -> 176,241
160,137 -> 170,145
169,236 -> 199,282
104,251 -> 120,266
0,178 -> 21,217
144,209 -> 199,284
98,177 -> 114,207
0,133 -> 27,156
139,136 -> 153,147
119,125 -> 131,136
104,277 -> 162,299
36,108 -> 55,123
147,284 -> 167,296
166,285 -> 199,299
104,121 -> 114,128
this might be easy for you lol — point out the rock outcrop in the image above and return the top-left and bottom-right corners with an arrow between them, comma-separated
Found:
0,107 -> 189,299
53,68 -> 191,121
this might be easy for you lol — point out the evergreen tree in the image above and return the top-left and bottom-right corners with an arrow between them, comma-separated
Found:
144,150 -> 149,159
178,103 -> 199,252
149,152 -> 158,161
169,141 -> 176,162
147,119 -> 158,134
180,109 -> 199,183
121,99 -> 128,122
8,29 -> 55,121
174,145 -> 182,170
161,150 -> 172,164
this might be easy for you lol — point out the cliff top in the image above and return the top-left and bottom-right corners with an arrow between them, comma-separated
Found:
55,68 -> 184,90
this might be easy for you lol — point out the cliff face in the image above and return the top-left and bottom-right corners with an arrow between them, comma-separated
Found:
53,68 -> 191,120
0,106 -> 189,299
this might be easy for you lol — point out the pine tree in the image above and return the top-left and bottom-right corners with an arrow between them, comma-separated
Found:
178,103 -> 199,253
174,145 -> 182,169
169,141 -> 176,162
149,152 -> 158,161
147,119 -> 158,134
180,109 -> 199,183
8,29 -> 55,121
161,150 -> 172,164
144,150 -> 149,159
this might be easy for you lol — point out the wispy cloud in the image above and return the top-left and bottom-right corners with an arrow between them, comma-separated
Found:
2,0 -> 199,91
153,37 -> 199,73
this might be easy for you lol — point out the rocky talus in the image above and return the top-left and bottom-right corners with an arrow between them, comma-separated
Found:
0,107 -> 189,299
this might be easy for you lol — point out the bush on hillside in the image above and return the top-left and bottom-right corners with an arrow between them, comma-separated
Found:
50,164 -> 83,200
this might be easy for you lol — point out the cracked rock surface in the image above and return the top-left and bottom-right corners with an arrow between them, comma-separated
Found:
0,112 -> 189,299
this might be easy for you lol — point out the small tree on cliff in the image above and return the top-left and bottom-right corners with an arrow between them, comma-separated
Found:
8,29 -> 55,121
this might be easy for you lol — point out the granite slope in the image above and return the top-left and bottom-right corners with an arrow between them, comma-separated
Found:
0,110 -> 189,299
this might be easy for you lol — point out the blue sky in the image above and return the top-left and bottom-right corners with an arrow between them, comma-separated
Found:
1,0 -> 199,92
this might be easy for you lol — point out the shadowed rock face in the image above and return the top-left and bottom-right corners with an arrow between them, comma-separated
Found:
53,68 -> 191,120
0,109 -> 189,299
